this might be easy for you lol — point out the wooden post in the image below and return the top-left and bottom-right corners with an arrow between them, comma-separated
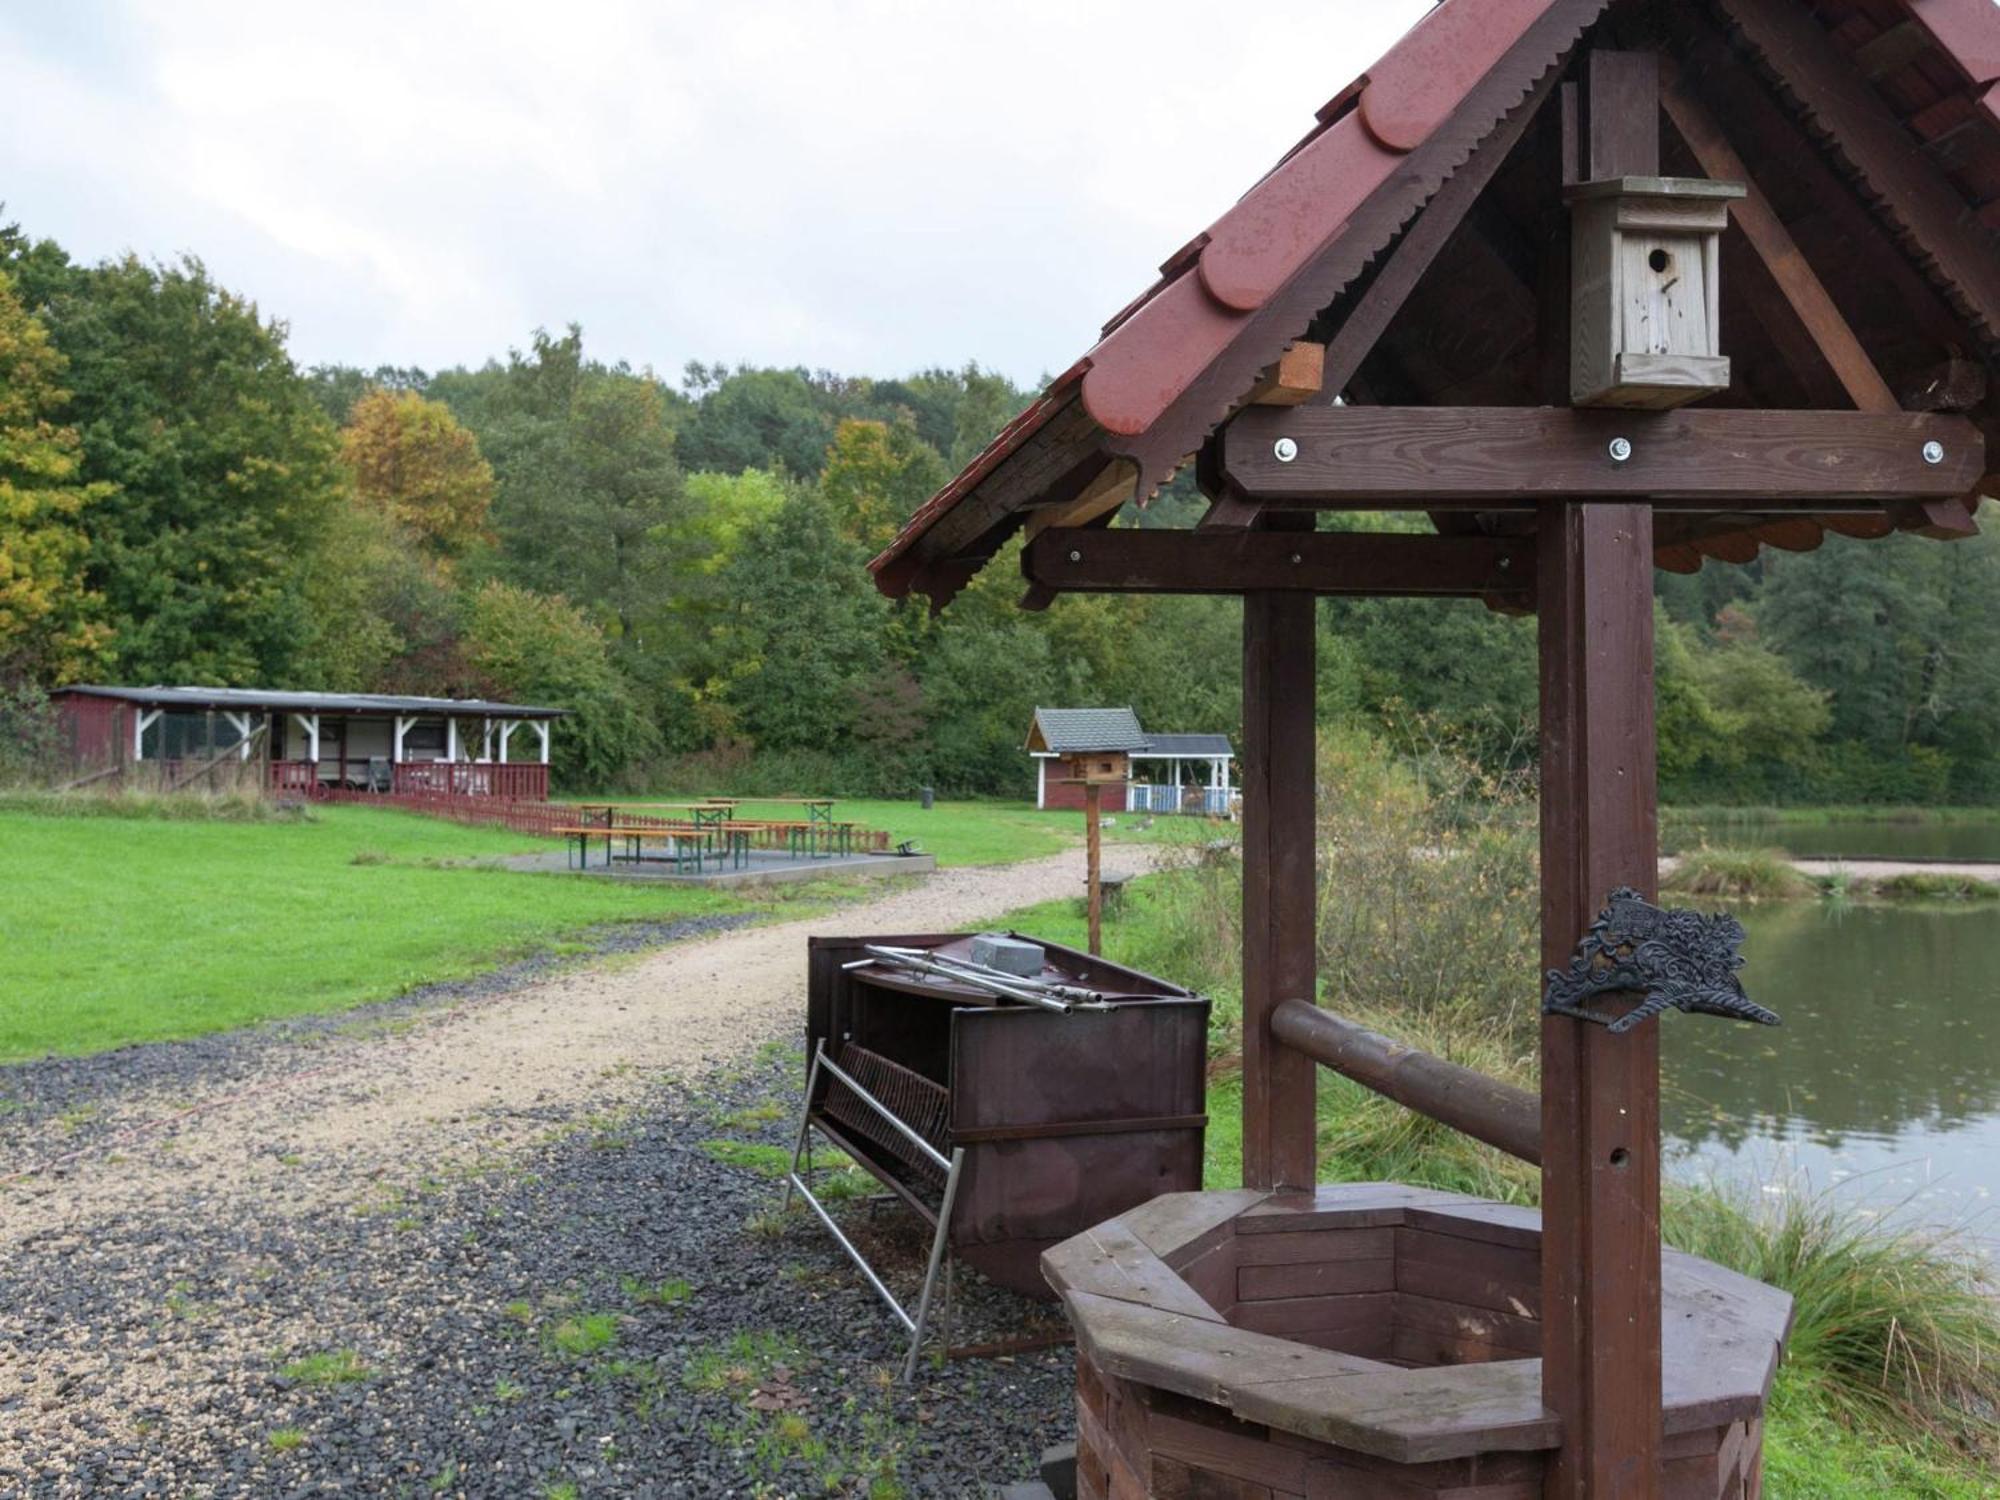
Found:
1085,781 -> 1103,956
1538,502 -> 1662,1500
1241,582 -> 1317,1190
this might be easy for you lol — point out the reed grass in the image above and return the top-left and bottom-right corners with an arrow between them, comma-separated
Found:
1663,845 -> 1814,900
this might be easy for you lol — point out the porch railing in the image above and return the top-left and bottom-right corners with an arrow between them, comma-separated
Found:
268,760 -> 549,802
1126,783 -> 1235,817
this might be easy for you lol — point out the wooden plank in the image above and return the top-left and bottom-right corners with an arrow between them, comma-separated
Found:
1042,1218 -> 1231,1321
1538,502 -> 1663,1499
1064,1290 -> 1387,1411
1230,1359 -> 1560,1466
1658,62 -> 1898,414
1239,1258 -> 1397,1301
1233,1227 -> 1398,1268
1025,458 -> 1139,542
1150,1408 -> 1308,1492
1124,1188 -> 1267,1265
1241,565 -> 1318,1191
1587,52 -> 1661,180
1249,343 -> 1326,407
1220,406 -> 1985,507
1717,0 -> 2000,342
1024,528 -> 1535,599
1228,1291 -> 1394,1343
1237,1184 -> 1466,1233
1150,1454 -> 1285,1500
1401,1202 -> 1543,1253
1393,1292 -> 1544,1361
1395,1230 -> 1544,1319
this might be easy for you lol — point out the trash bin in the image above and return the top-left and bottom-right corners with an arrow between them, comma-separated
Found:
919,785 -> 934,810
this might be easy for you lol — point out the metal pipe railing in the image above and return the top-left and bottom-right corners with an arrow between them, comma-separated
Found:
1270,998 -> 1542,1166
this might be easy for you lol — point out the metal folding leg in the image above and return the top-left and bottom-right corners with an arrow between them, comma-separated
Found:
783,1038 -> 964,1382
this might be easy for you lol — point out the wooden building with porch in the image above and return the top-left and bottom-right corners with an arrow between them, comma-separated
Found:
873,1 -> 1998,1495
52,685 -> 564,800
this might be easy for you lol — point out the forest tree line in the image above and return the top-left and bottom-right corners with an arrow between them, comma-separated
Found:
2,219 -> 1996,801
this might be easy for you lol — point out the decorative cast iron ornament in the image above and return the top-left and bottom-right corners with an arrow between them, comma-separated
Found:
1543,887 -> 1780,1035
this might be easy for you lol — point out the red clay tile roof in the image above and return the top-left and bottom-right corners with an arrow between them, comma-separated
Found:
871,0 -> 2000,602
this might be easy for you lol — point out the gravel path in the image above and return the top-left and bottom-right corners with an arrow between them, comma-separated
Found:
0,844 -> 1164,1497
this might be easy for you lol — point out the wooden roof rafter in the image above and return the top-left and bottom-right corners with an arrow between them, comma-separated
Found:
873,0 -> 2000,609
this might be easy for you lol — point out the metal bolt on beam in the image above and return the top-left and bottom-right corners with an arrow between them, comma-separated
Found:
1608,437 -> 1634,463
1068,550 -> 1082,562
1273,437 -> 1299,463
1923,440 -> 1946,465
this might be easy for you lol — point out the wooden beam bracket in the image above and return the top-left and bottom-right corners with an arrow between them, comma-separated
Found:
1024,527 -> 1535,599
1221,405 -> 1985,507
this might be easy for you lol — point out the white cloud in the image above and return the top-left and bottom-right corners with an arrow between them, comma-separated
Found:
0,0 -> 1432,386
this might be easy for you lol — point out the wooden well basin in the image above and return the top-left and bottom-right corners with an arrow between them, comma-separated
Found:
1043,1184 -> 1791,1499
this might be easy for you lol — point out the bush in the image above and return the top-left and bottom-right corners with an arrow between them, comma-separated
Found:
1315,725 -> 1539,1035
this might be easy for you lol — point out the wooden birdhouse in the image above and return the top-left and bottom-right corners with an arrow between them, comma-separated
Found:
1075,753 -> 1129,784
1567,175 -> 1746,409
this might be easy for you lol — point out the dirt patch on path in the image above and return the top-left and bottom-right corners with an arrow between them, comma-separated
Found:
2,843 -> 1168,1239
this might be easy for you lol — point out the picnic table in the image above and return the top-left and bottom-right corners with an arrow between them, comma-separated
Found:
709,797 -> 843,856
553,823 -> 748,874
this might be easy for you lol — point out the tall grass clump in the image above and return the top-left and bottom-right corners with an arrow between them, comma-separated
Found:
1868,871 -> 2000,903
1666,1184 -> 1999,1453
0,787 -> 308,822
1662,845 -> 1812,900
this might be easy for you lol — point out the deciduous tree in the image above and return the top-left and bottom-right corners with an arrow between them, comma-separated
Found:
0,271 -> 110,682
341,388 -> 495,560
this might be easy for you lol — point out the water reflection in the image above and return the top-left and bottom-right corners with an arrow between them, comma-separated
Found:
1663,899 -> 2000,1254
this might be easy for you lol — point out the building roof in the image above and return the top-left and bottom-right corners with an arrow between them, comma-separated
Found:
870,0 -> 2000,608
1027,707 -> 1150,754
1139,733 -> 1234,758
55,685 -> 567,720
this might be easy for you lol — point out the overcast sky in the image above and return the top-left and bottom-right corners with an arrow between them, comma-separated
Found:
0,1 -> 1432,388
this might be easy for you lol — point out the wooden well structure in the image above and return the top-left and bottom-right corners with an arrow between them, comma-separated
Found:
870,2 -> 1999,1495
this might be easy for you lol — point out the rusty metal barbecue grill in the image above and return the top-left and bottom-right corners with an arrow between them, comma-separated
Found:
785,932 -> 1208,1378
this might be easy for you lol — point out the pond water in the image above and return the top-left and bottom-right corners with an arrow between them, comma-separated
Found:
1663,816 -> 2000,863
1662,898 -> 2000,1259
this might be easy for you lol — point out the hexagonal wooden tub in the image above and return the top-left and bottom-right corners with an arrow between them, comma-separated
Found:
1044,1184 -> 1791,1500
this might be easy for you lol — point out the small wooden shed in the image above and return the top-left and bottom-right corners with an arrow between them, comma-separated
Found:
872,2 -> 2000,1495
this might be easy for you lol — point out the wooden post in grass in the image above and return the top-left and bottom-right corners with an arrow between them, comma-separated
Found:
1085,781 -> 1103,955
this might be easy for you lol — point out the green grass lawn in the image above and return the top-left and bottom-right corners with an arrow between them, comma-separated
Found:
0,806 -> 745,1063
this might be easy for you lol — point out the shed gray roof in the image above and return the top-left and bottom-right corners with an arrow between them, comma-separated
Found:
1139,733 -> 1234,758
1029,706 -> 1149,754
56,685 -> 566,720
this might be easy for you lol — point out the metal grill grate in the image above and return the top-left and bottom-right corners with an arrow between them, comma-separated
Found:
822,1043 -> 952,1189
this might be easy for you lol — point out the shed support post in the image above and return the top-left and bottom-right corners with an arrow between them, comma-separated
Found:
224,712 -> 252,760
536,721 -> 550,765
134,708 -> 161,762
1538,501 -> 1662,1500
497,720 -> 512,764
1241,581 -> 1317,1190
393,716 -> 410,764
1037,755 -> 1046,810
446,717 -> 459,765
291,713 -> 320,765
